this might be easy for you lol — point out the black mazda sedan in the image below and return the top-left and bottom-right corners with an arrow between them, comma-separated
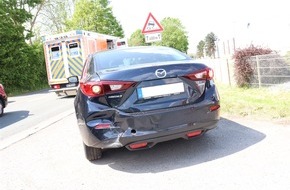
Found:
74,46 -> 220,161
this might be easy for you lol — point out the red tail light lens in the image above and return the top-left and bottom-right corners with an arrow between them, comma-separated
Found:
186,130 -> 202,138
94,123 -> 111,129
185,67 -> 214,94
52,84 -> 60,89
209,104 -> 220,112
129,142 -> 148,149
80,80 -> 135,97
186,67 -> 214,80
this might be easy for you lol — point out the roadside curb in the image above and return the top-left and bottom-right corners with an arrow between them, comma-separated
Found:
0,109 -> 74,150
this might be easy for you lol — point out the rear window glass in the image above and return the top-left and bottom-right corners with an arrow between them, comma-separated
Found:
51,46 -> 60,60
93,47 -> 191,71
69,42 -> 80,57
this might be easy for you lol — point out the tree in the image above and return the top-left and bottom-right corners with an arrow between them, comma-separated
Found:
0,0 -> 47,94
26,0 -> 45,44
205,32 -> 217,58
66,0 -> 124,37
37,0 -> 74,33
154,17 -> 188,52
128,29 -> 146,46
196,40 -> 205,58
21,0 -> 76,44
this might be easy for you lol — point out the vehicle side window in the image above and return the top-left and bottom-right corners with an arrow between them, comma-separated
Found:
69,42 -> 79,57
88,58 -> 95,75
51,46 -> 60,60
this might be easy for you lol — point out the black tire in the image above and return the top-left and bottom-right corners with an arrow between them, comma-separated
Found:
83,143 -> 102,161
0,100 -> 4,117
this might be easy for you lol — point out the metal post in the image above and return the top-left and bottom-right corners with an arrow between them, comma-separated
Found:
219,59 -> 222,83
256,55 -> 261,88
227,40 -> 230,55
223,41 -> 226,56
216,41 -> 220,58
233,38 -> 236,51
227,59 -> 231,86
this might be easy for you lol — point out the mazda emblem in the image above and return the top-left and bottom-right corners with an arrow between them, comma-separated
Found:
155,69 -> 167,78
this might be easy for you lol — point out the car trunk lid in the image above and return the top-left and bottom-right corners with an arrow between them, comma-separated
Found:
89,62 -> 213,112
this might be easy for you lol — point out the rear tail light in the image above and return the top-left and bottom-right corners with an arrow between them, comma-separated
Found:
186,130 -> 202,138
94,123 -> 111,129
52,84 -> 60,89
185,67 -> 214,80
209,104 -> 220,112
80,80 -> 135,97
129,142 -> 148,149
185,67 -> 214,93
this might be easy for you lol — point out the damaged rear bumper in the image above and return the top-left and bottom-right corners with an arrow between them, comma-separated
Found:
78,102 -> 220,150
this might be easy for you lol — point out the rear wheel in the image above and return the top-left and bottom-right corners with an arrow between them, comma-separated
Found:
0,100 -> 4,117
83,143 -> 102,161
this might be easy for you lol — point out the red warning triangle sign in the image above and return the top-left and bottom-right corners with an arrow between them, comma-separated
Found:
142,12 -> 163,34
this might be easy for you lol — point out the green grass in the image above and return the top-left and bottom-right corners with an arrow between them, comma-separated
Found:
217,83 -> 290,122
7,84 -> 49,97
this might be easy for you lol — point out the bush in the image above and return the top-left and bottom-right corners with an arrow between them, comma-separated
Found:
233,45 -> 272,87
0,0 -> 48,95
0,42 -> 47,95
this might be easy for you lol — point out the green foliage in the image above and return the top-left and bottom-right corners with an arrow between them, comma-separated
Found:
38,0 -> 72,34
0,0 -> 47,94
233,45 -> 272,87
25,0 -> 76,44
128,29 -> 146,46
205,32 -> 217,58
196,40 -> 205,58
66,0 -> 124,37
0,0 -> 38,41
154,17 -> 188,52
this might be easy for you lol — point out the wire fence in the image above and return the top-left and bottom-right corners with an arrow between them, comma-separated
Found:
248,54 -> 290,88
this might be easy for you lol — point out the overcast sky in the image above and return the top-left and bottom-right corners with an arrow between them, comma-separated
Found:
110,0 -> 290,54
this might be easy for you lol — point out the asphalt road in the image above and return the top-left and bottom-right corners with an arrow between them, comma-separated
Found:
1,91 -> 290,190
0,90 -> 75,147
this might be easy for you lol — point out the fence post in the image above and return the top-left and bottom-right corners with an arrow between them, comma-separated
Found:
219,59 -> 222,83
226,59 -> 231,86
256,55 -> 261,88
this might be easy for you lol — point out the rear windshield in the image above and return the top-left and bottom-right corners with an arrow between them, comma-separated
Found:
93,46 -> 191,71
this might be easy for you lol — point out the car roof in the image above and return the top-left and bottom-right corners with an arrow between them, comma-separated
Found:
93,46 -> 178,55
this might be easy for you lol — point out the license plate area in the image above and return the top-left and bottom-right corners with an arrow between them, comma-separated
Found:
137,82 -> 184,99
66,83 -> 77,87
